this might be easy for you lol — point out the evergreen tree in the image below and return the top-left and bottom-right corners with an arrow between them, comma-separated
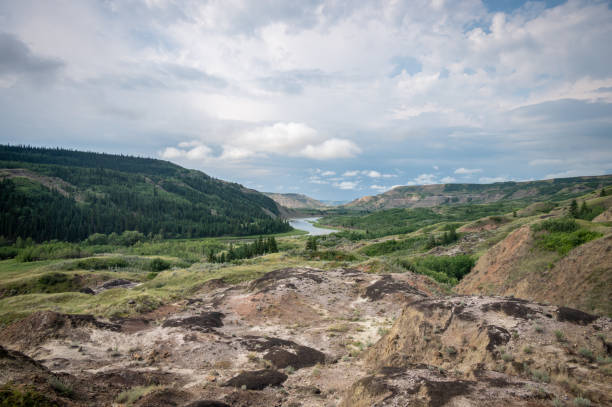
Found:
305,236 -> 318,251
569,199 -> 579,218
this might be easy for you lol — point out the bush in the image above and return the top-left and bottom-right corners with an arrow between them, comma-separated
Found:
149,258 -> 171,272
535,229 -> 602,256
16,242 -> 89,262
573,397 -> 591,406
38,273 -> 69,286
0,247 -> 18,260
531,369 -> 550,383
0,385 -> 57,407
398,255 -> 475,285
48,377 -> 73,397
532,218 -> 578,233
84,233 -> 108,245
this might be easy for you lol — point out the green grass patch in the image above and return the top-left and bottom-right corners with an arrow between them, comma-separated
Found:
396,254 -> 475,285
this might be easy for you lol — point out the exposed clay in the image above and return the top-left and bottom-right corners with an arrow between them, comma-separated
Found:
557,306 -> 598,325
240,336 -> 326,369
481,299 -> 539,320
162,312 -> 224,331
248,267 -> 324,292
223,369 -> 288,390
485,325 -> 511,351
362,274 -> 427,301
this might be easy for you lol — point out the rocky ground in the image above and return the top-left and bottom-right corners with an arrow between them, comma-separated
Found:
1,266 -> 610,406
0,267 -> 428,406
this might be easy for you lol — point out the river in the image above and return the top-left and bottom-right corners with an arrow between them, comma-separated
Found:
289,217 -> 336,236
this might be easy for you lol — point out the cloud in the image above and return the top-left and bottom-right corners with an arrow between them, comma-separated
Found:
220,145 -> 257,160
342,169 -> 396,178
300,138 -> 361,160
1,0 -> 612,201
529,159 -> 563,166
236,123 -> 361,160
0,32 -> 63,85
333,181 -> 359,190
440,176 -> 456,183
160,142 -> 212,160
370,184 -> 389,191
414,173 -> 437,185
308,176 -> 328,185
479,176 -> 508,183
320,170 -> 336,176
454,168 -> 483,175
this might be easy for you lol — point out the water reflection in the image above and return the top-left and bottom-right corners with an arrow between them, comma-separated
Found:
289,217 -> 336,236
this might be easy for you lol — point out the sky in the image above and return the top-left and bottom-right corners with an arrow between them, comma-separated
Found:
1,0 -> 611,201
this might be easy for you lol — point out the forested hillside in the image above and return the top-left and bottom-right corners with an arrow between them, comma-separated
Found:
0,145 -> 290,242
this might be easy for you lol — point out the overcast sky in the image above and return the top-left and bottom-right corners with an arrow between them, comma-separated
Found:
1,0 -> 611,200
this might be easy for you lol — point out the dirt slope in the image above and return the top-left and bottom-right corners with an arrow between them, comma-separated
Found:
341,296 -> 612,406
456,226 -> 612,316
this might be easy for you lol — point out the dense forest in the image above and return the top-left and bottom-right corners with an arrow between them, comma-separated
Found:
0,145 -> 291,242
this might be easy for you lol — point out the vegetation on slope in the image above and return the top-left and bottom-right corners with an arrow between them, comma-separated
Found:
0,145 -> 290,242
344,175 -> 612,210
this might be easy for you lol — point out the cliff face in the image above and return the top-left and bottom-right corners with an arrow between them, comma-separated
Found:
341,296 -> 612,406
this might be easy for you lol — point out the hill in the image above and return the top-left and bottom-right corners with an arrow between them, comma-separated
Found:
263,192 -> 328,209
455,193 -> 612,316
0,145 -> 290,242
344,175 -> 612,210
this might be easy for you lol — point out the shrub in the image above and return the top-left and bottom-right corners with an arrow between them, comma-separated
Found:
532,218 -> 578,233
0,246 -> 17,260
398,255 -> 475,285
531,369 -> 550,383
149,258 -> 171,272
115,386 -> 159,405
48,377 -> 73,397
0,385 -> 57,407
554,330 -> 566,342
38,273 -> 69,286
573,397 -> 591,406
578,348 -> 594,361
523,346 -> 534,355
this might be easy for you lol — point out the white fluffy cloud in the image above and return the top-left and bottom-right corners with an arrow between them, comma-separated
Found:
479,176 -> 508,183
414,173 -> 437,185
334,181 -> 359,190
229,122 -> 360,160
454,168 -> 483,175
160,143 -> 212,160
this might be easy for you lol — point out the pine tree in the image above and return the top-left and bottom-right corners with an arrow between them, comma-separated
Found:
569,199 -> 579,218
579,201 -> 588,218
306,236 -> 318,251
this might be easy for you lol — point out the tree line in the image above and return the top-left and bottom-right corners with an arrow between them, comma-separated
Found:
207,236 -> 279,263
